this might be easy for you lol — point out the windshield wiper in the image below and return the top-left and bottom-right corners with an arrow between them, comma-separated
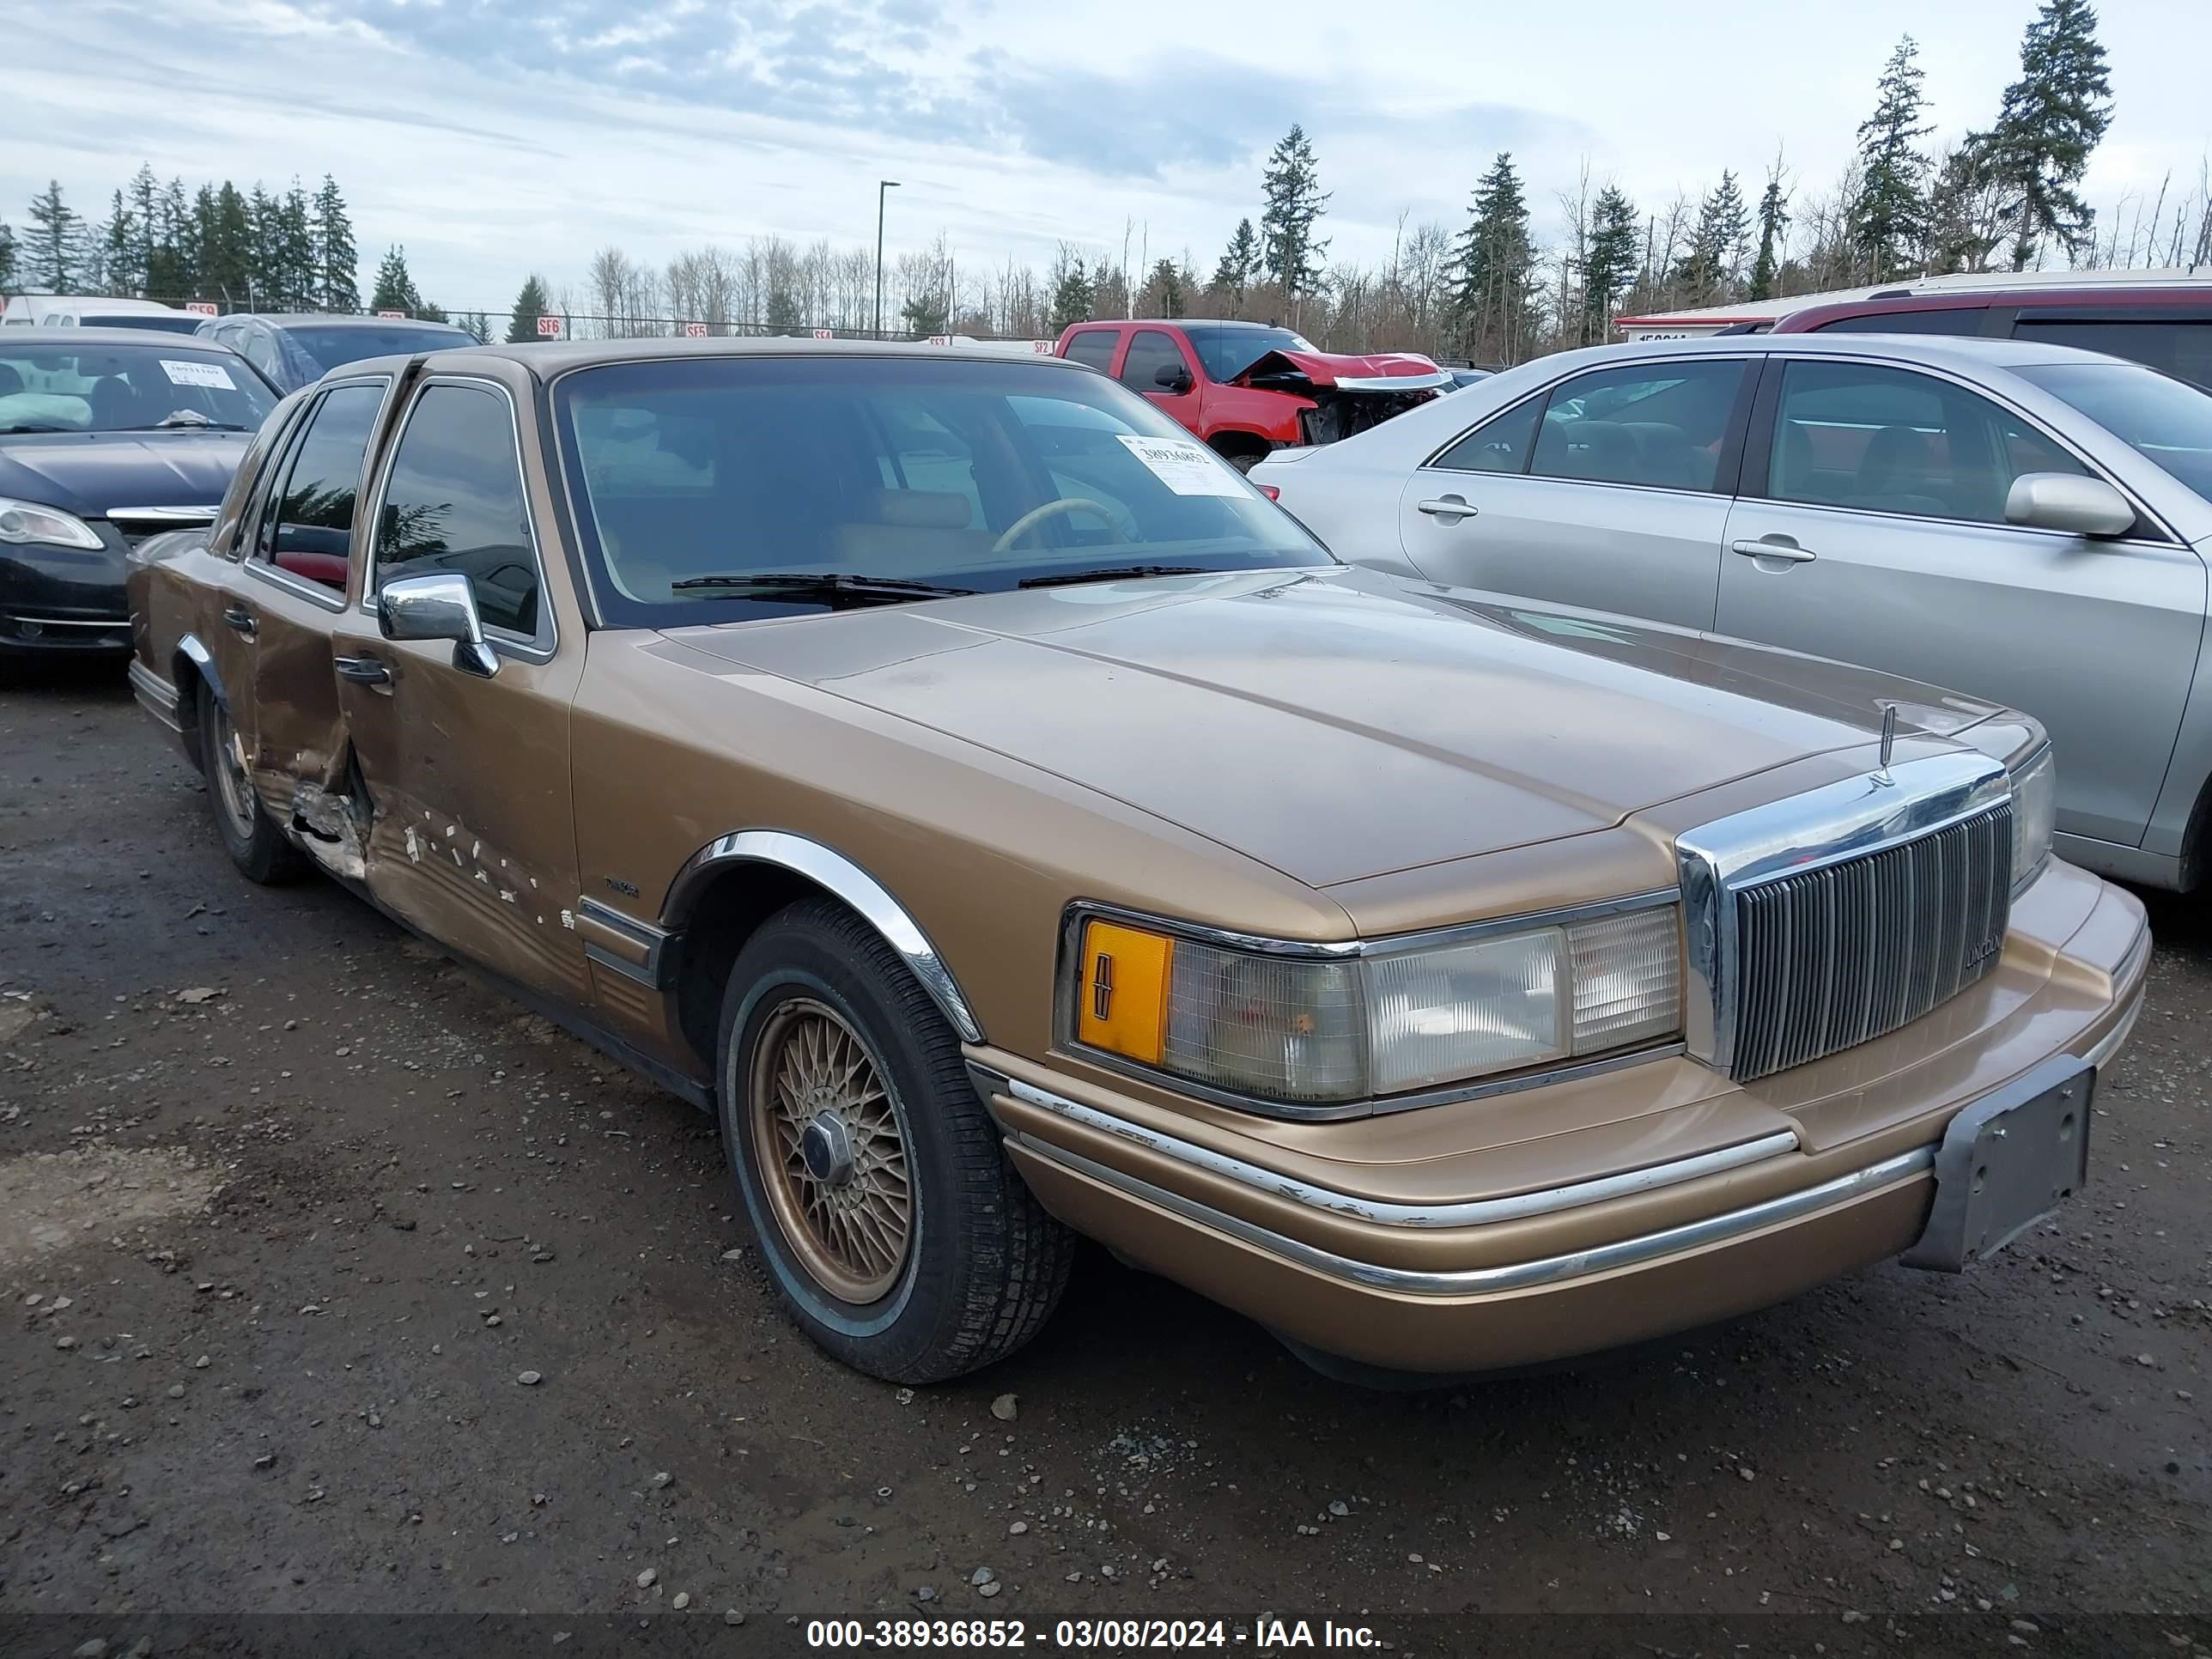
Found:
667,572 -> 979,606
115,416 -> 249,432
1018,564 -> 1211,589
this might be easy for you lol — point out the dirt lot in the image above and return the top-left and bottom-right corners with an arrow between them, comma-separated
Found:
3,673 -> 2208,1659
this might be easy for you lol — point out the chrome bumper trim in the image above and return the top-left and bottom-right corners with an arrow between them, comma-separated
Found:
1011,1131 -> 1936,1297
993,1073 -> 1799,1229
2082,988 -> 2143,1074
128,660 -> 183,732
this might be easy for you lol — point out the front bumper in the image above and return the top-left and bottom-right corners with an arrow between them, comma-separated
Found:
977,864 -> 2148,1374
1,537 -> 132,657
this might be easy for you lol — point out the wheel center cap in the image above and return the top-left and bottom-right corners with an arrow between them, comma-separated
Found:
799,1112 -> 856,1186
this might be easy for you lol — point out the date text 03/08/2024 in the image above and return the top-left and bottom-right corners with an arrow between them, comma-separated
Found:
805,1619 -> 1383,1649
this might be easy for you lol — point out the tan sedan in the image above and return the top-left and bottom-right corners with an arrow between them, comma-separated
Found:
125,339 -> 2145,1383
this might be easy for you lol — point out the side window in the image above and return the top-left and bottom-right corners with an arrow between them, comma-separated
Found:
374,383 -> 542,641
873,401 -> 984,530
2011,317 -> 2212,388
1767,361 -> 2087,525
239,326 -> 283,380
212,390 -> 312,561
1062,330 -> 1120,372
257,382 -> 384,593
1528,360 -> 1747,491
1430,398 -> 1543,474
1118,330 -> 1188,392
1814,307 -> 1990,337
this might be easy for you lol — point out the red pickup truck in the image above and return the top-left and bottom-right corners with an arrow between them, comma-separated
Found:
1055,319 -> 1450,470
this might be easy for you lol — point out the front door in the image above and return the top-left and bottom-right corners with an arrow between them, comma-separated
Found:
328,375 -> 588,1004
1117,327 -> 1204,435
1716,355 -> 2205,849
1395,356 -> 1750,631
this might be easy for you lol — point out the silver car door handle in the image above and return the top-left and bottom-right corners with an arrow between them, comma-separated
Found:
1417,497 -> 1477,520
1730,538 -> 1816,563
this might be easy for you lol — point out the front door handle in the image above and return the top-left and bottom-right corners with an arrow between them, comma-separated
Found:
1417,495 -> 1478,521
1730,537 -> 1816,563
333,655 -> 391,686
222,603 -> 257,639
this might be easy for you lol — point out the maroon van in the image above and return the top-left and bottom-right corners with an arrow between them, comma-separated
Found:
1766,280 -> 2212,386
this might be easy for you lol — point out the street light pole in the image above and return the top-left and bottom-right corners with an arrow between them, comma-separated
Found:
873,179 -> 901,339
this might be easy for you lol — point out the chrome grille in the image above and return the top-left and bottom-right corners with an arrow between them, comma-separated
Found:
1729,802 -> 2012,1082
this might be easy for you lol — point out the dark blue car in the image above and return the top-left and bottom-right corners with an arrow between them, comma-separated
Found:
0,328 -> 277,666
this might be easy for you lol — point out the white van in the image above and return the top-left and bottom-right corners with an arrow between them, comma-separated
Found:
0,295 -> 210,335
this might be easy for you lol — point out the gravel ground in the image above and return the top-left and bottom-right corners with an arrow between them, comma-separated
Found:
2,672 -> 2208,1659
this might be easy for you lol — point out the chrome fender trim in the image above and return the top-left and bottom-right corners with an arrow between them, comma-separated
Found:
1012,1133 -> 1936,1297
663,830 -> 986,1044
128,660 -> 183,731
980,1069 -> 1801,1230
173,632 -> 226,715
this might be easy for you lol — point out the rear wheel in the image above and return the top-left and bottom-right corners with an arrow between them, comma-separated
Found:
717,898 -> 1073,1382
197,681 -> 303,884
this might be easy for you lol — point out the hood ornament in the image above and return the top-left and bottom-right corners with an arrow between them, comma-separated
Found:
1874,704 -> 1898,787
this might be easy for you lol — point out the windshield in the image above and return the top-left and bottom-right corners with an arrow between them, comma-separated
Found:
0,343 -> 276,434
1188,326 -> 1318,382
2017,362 -> 2212,507
553,356 -> 1329,624
285,324 -> 470,374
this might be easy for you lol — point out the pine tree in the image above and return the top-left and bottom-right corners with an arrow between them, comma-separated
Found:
1986,0 -> 2114,268
1582,185 -> 1641,339
457,311 -> 494,345
312,175 -> 359,312
25,180 -> 86,291
1211,218 -> 1260,307
1258,125 -> 1331,308
151,178 -> 196,302
276,182 -> 315,309
506,274 -> 550,343
1851,36 -> 1934,282
1748,170 -> 1792,300
248,184 -> 281,305
100,190 -> 142,297
0,219 -> 15,293
1048,256 -> 1092,333
193,183 -> 256,307
1455,153 -> 1540,363
1675,172 -> 1750,301
370,246 -> 422,315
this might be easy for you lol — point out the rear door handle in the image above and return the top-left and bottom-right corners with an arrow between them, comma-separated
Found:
222,603 -> 257,639
333,655 -> 390,686
1417,496 -> 1477,520
1730,538 -> 1816,563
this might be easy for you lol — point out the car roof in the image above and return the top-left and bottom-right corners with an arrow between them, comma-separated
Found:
342,336 -> 1108,376
1589,331 -> 2139,374
237,313 -> 471,331
1778,285 -> 2212,329
0,326 -> 247,349
1070,319 -> 1283,332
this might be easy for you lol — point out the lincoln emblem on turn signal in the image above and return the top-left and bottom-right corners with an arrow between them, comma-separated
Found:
1091,951 -> 1115,1021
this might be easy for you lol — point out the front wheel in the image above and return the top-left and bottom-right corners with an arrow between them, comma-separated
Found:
196,681 -> 303,884
716,898 -> 1073,1382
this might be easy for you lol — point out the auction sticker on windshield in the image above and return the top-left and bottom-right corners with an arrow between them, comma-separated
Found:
161,360 -> 237,390
1116,434 -> 1245,497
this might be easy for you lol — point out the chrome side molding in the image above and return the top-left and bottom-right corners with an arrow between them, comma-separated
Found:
664,830 -> 985,1044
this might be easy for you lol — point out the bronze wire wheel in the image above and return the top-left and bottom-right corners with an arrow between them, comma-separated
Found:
209,699 -> 258,840
748,995 -> 915,1304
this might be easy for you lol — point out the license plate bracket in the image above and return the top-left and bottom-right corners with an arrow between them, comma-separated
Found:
1901,1055 -> 2094,1273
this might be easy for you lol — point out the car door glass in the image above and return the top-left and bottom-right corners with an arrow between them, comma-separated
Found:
1062,331 -> 1120,372
1528,360 -> 1745,491
374,383 -> 542,641
258,382 -> 384,594
1119,330 -> 1185,392
1769,361 -> 2085,526
1430,398 -> 1542,474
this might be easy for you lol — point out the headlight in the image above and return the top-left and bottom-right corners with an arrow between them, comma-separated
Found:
1069,904 -> 1681,1109
0,496 -> 104,551
1962,718 -> 2056,893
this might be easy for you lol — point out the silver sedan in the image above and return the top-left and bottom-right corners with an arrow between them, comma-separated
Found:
1255,333 -> 2212,890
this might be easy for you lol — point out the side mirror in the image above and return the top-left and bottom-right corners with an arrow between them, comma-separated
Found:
1153,362 -> 1194,394
2004,472 -> 2135,538
377,571 -> 497,678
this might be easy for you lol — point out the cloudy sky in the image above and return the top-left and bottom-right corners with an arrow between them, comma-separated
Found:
10,0 -> 2209,312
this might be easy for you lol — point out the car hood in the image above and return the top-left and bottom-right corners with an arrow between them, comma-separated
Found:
664,568 -> 2002,889
1231,348 -> 1451,392
0,430 -> 250,516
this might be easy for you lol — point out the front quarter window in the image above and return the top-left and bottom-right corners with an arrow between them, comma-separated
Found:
552,355 -> 1329,626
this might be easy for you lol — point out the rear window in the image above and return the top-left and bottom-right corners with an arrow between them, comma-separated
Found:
552,356 -> 1327,627
0,343 -> 276,434
2016,362 -> 2212,506
284,324 -> 471,374
2012,316 -> 2212,391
